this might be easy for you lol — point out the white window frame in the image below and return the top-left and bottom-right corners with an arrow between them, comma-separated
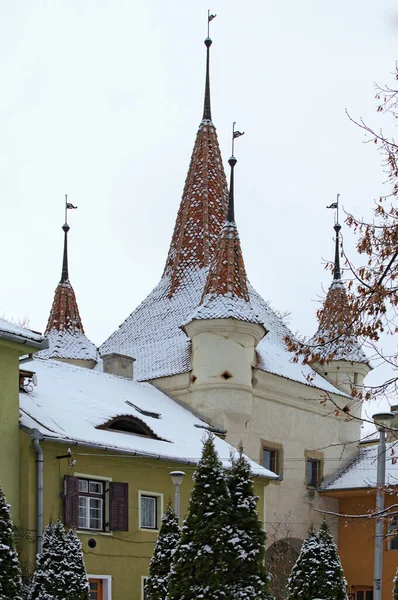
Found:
75,473 -> 112,536
141,576 -> 148,600
138,490 -> 163,531
87,574 -> 112,600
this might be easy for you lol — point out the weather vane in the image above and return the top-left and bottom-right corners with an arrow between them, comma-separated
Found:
232,122 -> 245,156
326,193 -> 340,224
64,194 -> 78,225
207,10 -> 216,38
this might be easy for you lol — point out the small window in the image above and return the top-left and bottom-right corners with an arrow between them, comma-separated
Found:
78,478 -> 105,531
89,579 -> 103,600
388,516 -> 398,550
306,458 -> 321,487
97,415 -> 161,439
263,447 -> 278,473
141,496 -> 157,529
355,589 -> 373,600
139,491 -> 162,530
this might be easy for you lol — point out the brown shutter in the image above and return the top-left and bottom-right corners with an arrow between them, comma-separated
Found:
109,482 -> 128,531
64,475 -> 79,528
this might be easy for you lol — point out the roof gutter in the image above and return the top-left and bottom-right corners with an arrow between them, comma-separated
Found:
22,428 -> 274,480
0,331 -> 48,350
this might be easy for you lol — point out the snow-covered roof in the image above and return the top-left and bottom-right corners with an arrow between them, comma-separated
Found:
0,318 -> 47,348
320,443 -> 398,491
19,357 -> 276,479
100,265 -> 345,396
39,328 -> 97,361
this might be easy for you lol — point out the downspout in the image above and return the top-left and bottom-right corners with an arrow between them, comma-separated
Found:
30,428 -> 43,555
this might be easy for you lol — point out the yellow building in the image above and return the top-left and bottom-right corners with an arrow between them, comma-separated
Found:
321,439 -> 398,600
0,318 -> 47,522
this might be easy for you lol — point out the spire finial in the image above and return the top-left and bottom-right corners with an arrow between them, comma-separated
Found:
61,194 -> 78,283
227,123 -> 245,223
203,11 -> 216,121
326,194 -> 341,280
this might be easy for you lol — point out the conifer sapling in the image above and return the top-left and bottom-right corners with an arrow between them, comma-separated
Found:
145,503 -> 181,600
0,486 -> 23,600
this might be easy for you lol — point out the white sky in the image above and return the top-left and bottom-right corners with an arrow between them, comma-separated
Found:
1,1 -> 397,422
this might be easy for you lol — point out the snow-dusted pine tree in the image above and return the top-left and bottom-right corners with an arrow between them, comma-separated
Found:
0,486 -> 23,600
287,520 -> 348,600
64,528 -> 90,599
393,567 -> 398,600
226,444 -> 271,600
145,503 -> 181,600
168,434 -> 233,600
29,520 -> 89,600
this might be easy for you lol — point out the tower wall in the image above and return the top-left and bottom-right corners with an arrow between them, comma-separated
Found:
313,359 -> 371,395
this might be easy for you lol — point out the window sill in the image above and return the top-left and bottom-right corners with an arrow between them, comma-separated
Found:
139,527 -> 160,533
77,530 -> 113,537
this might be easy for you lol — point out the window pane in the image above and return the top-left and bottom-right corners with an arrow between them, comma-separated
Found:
78,479 -> 88,493
263,449 -> 272,471
78,496 -> 88,529
356,592 -> 364,600
89,481 -> 103,495
89,498 -> 103,530
141,496 -> 156,528
365,592 -> 373,600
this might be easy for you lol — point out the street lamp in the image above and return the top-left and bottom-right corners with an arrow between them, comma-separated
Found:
169,471 -> 185,521
372,412 -> 394,600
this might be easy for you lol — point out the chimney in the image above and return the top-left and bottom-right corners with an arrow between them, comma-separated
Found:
101,353 -> 135,380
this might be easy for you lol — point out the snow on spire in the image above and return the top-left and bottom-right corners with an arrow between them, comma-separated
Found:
309,221 -> 368,364
186,155 -> 264,325
39,220 -> 97,362
163,31 -> 229,297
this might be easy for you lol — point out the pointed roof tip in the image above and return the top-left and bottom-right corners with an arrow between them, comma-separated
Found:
202,35 -> 212,121
60,222 -> 70,283
227,155 -> 237,223
333,222 -> 342,281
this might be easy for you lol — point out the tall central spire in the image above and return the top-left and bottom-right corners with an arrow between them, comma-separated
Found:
163,24 -> 228,296
61,223 -> 70,283
203,37 -> 212,121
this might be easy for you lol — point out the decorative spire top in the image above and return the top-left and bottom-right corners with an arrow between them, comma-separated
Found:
61,223 -> 70,283
202,11 -> 216,121
227,123 -> 245,223
333,222 -> 342,281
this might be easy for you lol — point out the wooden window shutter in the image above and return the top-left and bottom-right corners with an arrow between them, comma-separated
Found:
109,482 -> 129,531
64,475 -> 79,528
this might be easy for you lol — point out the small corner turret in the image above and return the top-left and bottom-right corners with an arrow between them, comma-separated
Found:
39,196 -> 97,368
183,128 -> 266,427
310,206 -> 371,395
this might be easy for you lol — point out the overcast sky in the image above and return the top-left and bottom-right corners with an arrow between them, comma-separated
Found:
1,1 -> 397,421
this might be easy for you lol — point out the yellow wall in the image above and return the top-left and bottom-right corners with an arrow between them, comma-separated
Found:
0,340 -> 33,523
20,434 -> 267,600
334,492 -> 397,600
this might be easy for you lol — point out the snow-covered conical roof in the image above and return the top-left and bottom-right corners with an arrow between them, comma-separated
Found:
309,223 -> 369,364
39,222 -> 97,362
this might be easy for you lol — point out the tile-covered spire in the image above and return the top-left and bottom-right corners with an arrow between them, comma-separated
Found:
310,221 -> 368,363
40,216 -> 97,363
163,33 -> 229,296
186,153 -> 263,325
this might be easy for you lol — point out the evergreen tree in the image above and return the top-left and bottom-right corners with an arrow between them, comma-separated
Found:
287,521 -> 348,600
168,434 -> 233,600
0,486 -> 23,600
393,567 -> 398,600
29,520 -> 89,600
145,503 -> 181,600
64,528 -> 90,599
226,445 -> 271,600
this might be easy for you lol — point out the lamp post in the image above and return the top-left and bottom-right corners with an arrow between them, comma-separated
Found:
372,412 -> 394,600
169,471 -> 185,521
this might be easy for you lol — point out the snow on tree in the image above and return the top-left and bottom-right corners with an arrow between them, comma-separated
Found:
168,433 -> 233,600
226,444 -> 271,600
0,486 -> 23,600
393,568 -> 398,600
145,503 -> 181,600
287,520 -> 348,600
64,528 -> 90,599
29,520 -> 89,600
